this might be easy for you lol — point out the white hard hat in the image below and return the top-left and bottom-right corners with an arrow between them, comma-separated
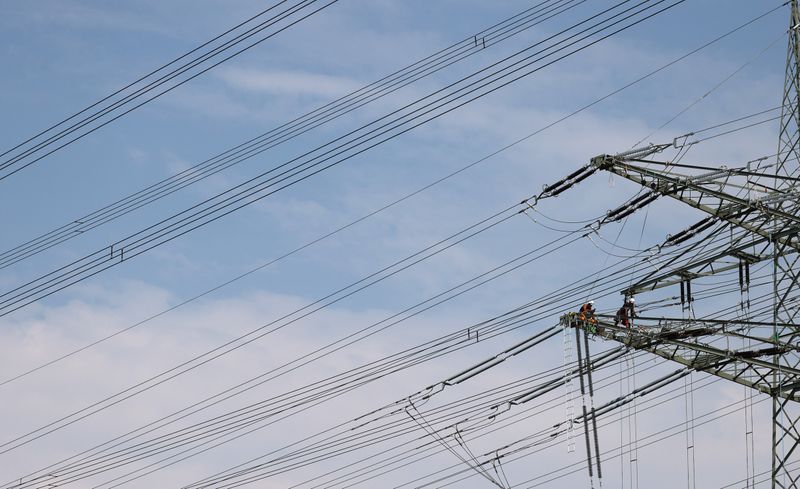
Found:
589,300 -> 595,305
629,298 -> 635,303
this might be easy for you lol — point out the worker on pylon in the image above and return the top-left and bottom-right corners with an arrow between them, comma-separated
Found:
615,297 -> 636,328
579,301 -> 597,324
625,297 -> 637,322
615,303 -> 629,328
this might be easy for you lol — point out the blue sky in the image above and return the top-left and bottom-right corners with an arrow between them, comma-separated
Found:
0,1 -> 792,487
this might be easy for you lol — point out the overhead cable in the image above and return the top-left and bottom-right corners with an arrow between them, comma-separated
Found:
0,0 -> 588,269
0,0 -> 339,180
0,0 -> 691,317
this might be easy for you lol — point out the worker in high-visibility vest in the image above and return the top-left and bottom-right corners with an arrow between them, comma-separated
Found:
579,300 -> 596,324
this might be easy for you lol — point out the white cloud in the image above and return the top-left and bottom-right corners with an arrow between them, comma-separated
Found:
0,271 -> 774,488
0,280 -> 499,486
217,67 -> 362,99
1,0 -> 185,38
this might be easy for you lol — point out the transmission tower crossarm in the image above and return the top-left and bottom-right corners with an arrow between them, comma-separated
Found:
592,156 -> 799,215
591,156 -> 800,246
622,230 -> 791,295
562,314 -> 800,403
628,315 -> 800,330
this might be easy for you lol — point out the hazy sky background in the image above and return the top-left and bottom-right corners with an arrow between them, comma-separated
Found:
0,1 -> 793,487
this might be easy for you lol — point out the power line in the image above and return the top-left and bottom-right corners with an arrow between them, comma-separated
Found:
0,0 -> 587,270
0,0 -> 339,180
6,201 -> 756,484
3,2 -> 794,487
0,0 -> 771,390
0,0 -> 690,317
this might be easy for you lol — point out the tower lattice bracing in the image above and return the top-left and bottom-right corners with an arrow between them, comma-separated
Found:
772,2 -> 800,485
565,3 -> 800,486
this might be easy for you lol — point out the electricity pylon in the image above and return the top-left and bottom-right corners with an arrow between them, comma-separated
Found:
567,3 -> 800,486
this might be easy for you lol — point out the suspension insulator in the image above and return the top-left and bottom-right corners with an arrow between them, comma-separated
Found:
680,280 -> 686,307
739,260 -> 744,290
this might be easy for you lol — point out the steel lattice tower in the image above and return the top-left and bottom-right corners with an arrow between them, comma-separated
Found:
772,1 -> 800,485
564,3 -> 800,486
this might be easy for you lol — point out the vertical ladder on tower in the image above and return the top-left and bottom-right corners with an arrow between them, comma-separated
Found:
564,320 -> 576,454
